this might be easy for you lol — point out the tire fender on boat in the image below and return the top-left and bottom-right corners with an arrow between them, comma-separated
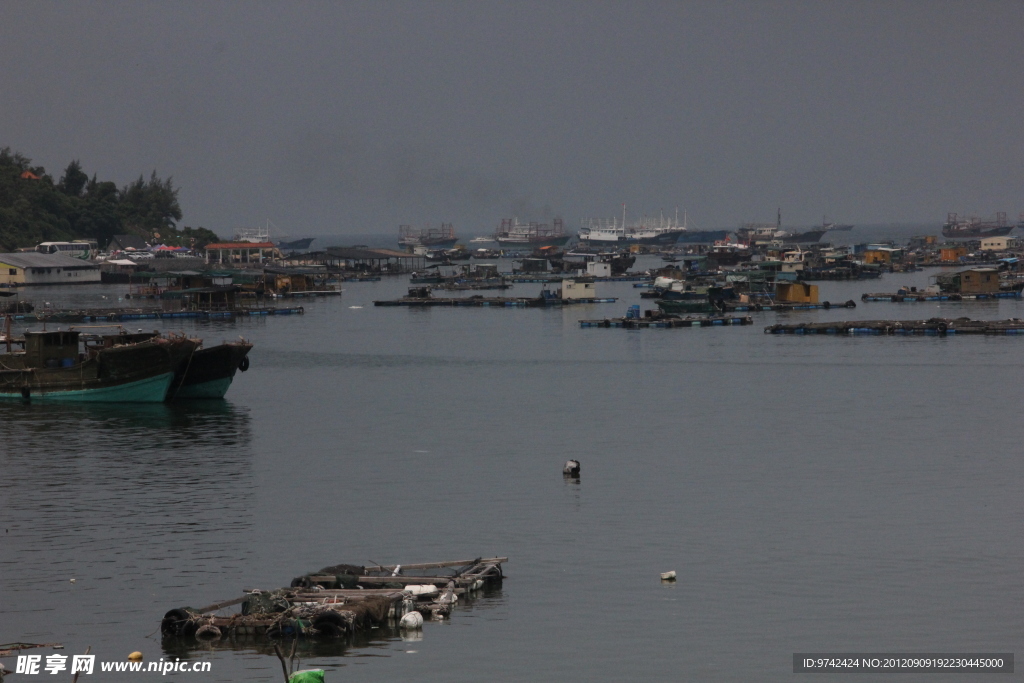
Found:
238,356 -> 250,372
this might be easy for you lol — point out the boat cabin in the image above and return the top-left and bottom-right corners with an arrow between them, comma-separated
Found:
23,331 -> 81,368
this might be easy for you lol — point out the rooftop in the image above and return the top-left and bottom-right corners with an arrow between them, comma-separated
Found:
205,242 -> 276,250
0,253 -> 100,269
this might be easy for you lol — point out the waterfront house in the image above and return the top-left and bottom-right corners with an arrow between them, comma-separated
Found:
0,253 -> 101,285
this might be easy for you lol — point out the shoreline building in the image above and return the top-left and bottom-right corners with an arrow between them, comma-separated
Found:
0,253 -> 101,285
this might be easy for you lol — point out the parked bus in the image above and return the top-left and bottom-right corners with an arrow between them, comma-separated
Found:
36,241 -> 97,259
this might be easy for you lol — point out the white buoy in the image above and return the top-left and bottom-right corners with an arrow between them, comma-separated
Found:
400,611 -> 424,630
660,571 -> 676,581
563,460 -> 580,476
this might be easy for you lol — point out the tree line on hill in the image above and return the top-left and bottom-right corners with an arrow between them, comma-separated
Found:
0,147 -> 219,252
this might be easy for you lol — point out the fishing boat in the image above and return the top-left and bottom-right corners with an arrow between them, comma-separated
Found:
0,327 -> 175,402
88,329 -> 253,400
494,218 -> 571,247
942,212 -> 1014,239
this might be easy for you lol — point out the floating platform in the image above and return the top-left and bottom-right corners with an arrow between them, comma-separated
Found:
274,290 -> 341,298
508,275 -> 652,283
431,282 -> 513,291
374,296 -> 615,307
655,299 -> 857,315
861,291 -> 1022,302
580,314 -> 753,328
9,307 -> 304,323
764,318 -> 1024,335
724,299 -> 857,312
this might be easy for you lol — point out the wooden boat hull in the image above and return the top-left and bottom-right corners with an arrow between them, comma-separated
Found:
0,370 -> 174,402
169,342 -> 252,400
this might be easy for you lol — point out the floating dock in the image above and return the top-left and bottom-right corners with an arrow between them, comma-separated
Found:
861,292 -> 1022,302
580,314 -> 753,328
374,296 -> 615,307
8,307 -> 304,323
764,318 -> 1024,335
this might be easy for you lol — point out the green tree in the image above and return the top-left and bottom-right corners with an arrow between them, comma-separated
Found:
117,171 -> 182,238
58,160 -> 88,197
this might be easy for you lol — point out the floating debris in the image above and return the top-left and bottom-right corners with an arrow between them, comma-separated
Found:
764,318 -> 1024,336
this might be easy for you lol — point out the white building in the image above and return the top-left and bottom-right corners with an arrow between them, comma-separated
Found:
0,253 -> 101,285
980,236 -> 1017,252
561,279 -> 597,300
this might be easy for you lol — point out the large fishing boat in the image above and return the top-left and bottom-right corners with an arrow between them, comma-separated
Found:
0,328 -> 176,402
399,224 -> 459,250
494,218 -> 570,247
578,207 -> 714,246
942,212 -> 1014,239
95,330 -> 253,400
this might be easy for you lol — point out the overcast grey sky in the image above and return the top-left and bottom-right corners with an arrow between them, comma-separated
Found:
2,1 -> 1022,236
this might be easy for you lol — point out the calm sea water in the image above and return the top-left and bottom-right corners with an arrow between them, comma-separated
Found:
3,251 -> 1024,681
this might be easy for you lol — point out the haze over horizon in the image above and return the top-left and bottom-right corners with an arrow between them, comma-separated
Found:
2,1 -> 1021,238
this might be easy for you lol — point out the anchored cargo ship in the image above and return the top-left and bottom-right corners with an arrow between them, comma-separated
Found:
942,212 -> 1014,239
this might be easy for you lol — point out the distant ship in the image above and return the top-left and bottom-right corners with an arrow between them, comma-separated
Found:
823,216 -> 854,232
737,209 -> 826,244
277,237 -> 315,250
675,228 -> 731,244
399,224 -> 459,249
942,212 -> 1014,239
494,218 -> 570,247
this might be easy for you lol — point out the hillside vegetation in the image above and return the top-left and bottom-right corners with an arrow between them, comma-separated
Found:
0,147 -> 218,251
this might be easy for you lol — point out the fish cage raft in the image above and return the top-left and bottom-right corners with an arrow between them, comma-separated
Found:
764,318 -> 1024,336
161,557 -> 506,643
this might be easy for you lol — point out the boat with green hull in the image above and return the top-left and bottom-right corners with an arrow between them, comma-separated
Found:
0,330 -> 177,402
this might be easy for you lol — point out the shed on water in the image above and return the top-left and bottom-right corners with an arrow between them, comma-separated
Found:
775,281 -> 819,304
958,267 -> 1000,294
